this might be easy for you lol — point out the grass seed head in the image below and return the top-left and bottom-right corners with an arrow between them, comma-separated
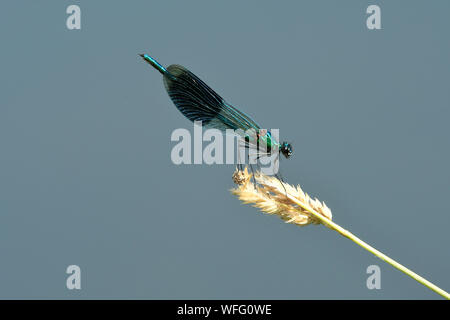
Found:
231,168 -> 332,226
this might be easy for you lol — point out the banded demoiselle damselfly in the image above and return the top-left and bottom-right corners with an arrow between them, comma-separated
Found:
139,54 -> 293,167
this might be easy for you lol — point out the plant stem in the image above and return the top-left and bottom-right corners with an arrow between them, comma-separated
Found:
284,193 -> 450,300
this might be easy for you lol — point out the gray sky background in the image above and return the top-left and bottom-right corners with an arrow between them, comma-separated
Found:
0,0 -> 449,299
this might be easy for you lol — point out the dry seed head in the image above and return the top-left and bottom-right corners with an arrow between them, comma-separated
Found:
231,168 -> 332,226
232,167 -> 251,185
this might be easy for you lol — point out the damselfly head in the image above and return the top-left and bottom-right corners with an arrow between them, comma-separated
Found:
280,142 -> 293,159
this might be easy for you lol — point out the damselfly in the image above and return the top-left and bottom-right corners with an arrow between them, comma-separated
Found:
140,54 -> 293,171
